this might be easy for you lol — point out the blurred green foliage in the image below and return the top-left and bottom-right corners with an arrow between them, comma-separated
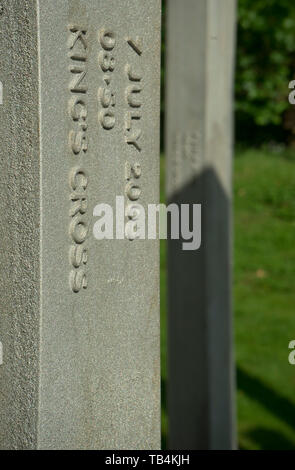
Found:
161,0 -> 295,144
236,0 -> 295,142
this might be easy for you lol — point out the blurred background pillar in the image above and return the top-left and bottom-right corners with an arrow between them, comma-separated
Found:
166,0 -> 237,449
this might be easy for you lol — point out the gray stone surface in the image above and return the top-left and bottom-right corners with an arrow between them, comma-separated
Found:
165,0 -> 237,449
0,0 -> 161,450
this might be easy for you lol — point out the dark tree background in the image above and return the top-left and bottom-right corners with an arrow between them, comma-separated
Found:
236,0 -> 295,145
162,0 -> 295,147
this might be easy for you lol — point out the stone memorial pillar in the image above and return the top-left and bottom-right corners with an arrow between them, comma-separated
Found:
0,0 -> 161,450
166,0 -> 237,449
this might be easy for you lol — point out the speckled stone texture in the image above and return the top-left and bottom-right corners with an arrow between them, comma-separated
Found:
166,0 -> 236,450
0,0 -> 161,449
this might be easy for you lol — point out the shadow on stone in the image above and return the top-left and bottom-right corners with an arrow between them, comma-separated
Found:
167,167 -> 234,450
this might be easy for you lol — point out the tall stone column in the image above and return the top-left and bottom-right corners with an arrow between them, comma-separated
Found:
0,0 -> 161,450
166,0 -> 237,450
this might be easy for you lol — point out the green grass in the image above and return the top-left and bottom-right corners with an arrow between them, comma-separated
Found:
160,148 -> 295,449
